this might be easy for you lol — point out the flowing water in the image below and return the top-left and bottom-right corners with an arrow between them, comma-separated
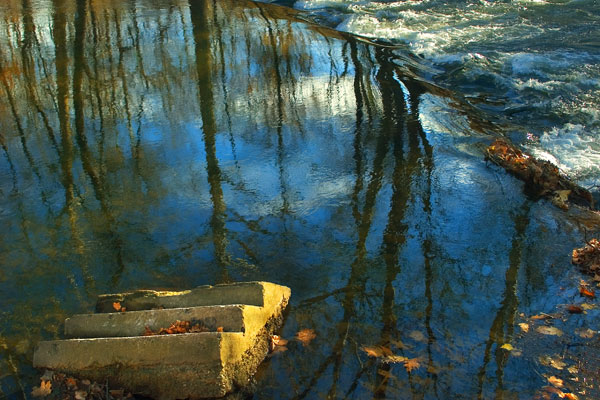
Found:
0,0 -> 599,399
279,0 -> 600,188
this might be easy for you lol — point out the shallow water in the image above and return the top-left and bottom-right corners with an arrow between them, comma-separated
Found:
0,0 -> 599,399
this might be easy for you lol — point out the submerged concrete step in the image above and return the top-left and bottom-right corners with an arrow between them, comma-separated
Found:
33,281 -> 291,399
65,305 -> 250,338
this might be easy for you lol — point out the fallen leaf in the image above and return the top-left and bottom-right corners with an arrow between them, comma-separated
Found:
500,343 -> 514,351
404,358 -> 421,372
216,326 -> 224,332
536,326 -> 563,336
577,328 -> 595,339
361,345 -> 385,358
120,307 -> 126,312
548,376 -> 564,388
408,331 -> 425,342
382,355 -> 408,364
531,314 -> 552,320
270,335 -> 289,351
31,380 -> 52,397
75,390 -> 87,400
564,393 -> 579,400
567,365 -> 578,374
566,305 -> 584,314
581,303 -> 596,310
519,323 -> 530,333
65,377 -> 77,387
550,359 -> 566,370
112,302 -> 122,311
580,286 -> 595,298
296,329 -> 316,346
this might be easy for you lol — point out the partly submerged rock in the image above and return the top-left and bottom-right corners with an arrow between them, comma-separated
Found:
33,281 -> 290,399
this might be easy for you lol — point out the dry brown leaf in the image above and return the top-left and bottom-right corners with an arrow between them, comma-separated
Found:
216,326 -> 224,332
564,393 -> 579,400
548,376 -> 564,388
531,314 -> 552,320
404,358 -> 421,372
581,303 -> 596,310
566,305 -> 584,314
296,329 -> 316,346
536,326 -> 563,336
519,323 -> 530,333
361,345 -> 385,358
31,380 -> 52,397
112,302 -> 122,311
580,286 -> 596,298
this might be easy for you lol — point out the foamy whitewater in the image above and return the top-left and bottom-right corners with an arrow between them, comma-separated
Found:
284,0 -> 600,188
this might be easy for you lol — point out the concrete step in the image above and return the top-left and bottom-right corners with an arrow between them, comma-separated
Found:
95,281 -> 276,312
64,305 -> 250,338
33,281 -> 291,399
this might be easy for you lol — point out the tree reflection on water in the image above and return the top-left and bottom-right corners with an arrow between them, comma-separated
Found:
0,0 -> 588,398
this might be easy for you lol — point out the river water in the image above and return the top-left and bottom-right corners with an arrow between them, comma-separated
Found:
0,0 -> 599,399
286,0 -> 600,188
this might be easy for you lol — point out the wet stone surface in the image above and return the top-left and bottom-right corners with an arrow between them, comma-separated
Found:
33,282 -> 291,399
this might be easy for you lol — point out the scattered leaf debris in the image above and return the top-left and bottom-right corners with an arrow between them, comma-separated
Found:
142,320 -> 212,336
485,139 -> 593,209
572,239 -> 600,280
33,371 -> 132,399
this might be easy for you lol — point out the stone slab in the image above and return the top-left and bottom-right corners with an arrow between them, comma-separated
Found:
96,281 -> 279,312
33,281 -> 291,399
64,305 -> 248,338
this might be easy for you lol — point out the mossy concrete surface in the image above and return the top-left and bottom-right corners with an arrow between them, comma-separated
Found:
33,281 -> 291,399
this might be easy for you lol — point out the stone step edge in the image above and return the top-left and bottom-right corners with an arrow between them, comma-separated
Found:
96,281 -> 280,312
65,304 -> 256,338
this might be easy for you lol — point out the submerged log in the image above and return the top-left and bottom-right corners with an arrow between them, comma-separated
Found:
485,139 -> 594,210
